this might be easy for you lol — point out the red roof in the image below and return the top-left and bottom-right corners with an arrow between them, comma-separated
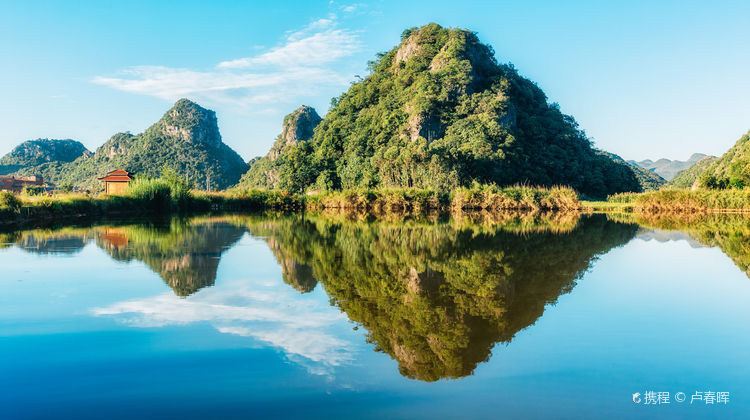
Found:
107,170 -> 131,176
99,175 -> 133,182
99,169 -> 133,182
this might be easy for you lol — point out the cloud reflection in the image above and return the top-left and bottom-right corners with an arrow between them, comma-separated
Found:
92,278 -> 356,375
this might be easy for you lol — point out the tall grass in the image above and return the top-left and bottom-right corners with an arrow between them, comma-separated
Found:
1,182 -> 583,228
305,185 -> 581,211
632,189 -> 750,213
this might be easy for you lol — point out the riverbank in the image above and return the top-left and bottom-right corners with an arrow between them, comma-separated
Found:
0,183 -> 582,229
582,189 -> 750,214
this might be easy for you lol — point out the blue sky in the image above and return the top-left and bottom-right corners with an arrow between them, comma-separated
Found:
1,0 -> 749,162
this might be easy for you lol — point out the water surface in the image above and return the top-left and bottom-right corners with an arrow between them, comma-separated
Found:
1,212 -> 748,419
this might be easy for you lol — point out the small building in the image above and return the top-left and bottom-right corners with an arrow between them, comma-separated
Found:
0,175 -> 45,193
99,170 -> 134,194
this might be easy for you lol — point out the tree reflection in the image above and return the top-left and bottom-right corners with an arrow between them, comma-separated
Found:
243,212 -> 638,381
5,219 -> 245,296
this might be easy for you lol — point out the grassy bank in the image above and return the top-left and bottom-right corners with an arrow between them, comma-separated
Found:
0,180 -> 299,228
304,185 -> 581,211
1,182 -> 582,228
582,189 -> 750,214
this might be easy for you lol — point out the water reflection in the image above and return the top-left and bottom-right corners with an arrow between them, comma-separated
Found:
618,212 -> 750,277
243,212 -> 638,381
0,219 -> 245,296
0,212 -> 654,380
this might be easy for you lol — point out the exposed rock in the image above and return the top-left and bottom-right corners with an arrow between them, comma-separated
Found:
268,105 -> 321,160
159,98 -> 222,146
393,34 -> 423,69
100,132 -> 134,160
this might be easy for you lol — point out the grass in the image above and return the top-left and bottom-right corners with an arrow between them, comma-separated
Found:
608,188 -> 750,213
1,182 -> 584,228
305,185 -> 581,212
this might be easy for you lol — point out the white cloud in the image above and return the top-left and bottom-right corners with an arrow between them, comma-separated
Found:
92,17 -> 360,110
92,277 -> 357,375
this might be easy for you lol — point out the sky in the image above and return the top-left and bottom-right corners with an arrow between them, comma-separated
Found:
1,0 -> 749,162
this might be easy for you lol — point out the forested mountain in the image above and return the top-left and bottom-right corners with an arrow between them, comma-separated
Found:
666,155 -> 718,189
238,24 -> 640,198
239,105 -> 322,189
0,139 -> 90,178
53,99 -> 248,190
630,153 -> 709,181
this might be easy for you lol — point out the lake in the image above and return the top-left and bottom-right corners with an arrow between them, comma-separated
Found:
1,211 -> 748,419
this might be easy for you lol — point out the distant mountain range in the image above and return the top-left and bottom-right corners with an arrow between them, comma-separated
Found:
629,153 -> 712,181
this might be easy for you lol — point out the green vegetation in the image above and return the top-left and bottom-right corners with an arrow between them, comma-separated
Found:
55,99 -> 248,191
0,173 -> 300,227
239,105 -> 322,190
594,189 -> 750,213
0,138 -> 89,167
0,99 -> 249,191
0,138 -> 91,182
239,212 -> 637,381
3,217 -> 246,296
634,189 -> 750,213
238,24 -> 640,198
0,191 -> 22,213
304,184 -> 580,211
694,130 -> 750,190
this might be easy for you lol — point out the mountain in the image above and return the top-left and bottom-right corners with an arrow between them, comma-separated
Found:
239,105 -> 322,189
666,155 -> 718,189
56,99 -> 248,190
604,152 -> 666,191
630,153 -> 708,181
0,139 -> 90,177
238,24 -> 640,198
693,130 -> 750,189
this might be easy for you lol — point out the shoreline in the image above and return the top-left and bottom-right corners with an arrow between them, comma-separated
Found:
7,186 -> 750,231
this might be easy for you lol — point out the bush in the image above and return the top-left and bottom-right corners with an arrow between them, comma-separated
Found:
22,185 -> 45,196
0,191 -> 22,213
127,177 -> 173,210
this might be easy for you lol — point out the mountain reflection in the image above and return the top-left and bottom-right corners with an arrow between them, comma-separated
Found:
241,212 -> 638,381
621,212 -> 750,278
1,212 -> 643,381
3,219 -> 245,296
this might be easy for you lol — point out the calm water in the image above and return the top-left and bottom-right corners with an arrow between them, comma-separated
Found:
1,212 -> 749,419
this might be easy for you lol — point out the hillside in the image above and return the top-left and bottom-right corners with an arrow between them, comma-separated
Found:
696,130 -> 750,189
666,155 -> 718,189
631,153 -> 708,180
238,24 -> 640,198
0,139 -> 90,177
56,99 -> 248,190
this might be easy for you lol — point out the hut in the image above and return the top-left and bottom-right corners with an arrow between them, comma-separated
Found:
99,170 -> 134,194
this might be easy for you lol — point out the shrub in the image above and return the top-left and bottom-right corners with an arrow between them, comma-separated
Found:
0,191 -> 22,213
22,185 -> 45,196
